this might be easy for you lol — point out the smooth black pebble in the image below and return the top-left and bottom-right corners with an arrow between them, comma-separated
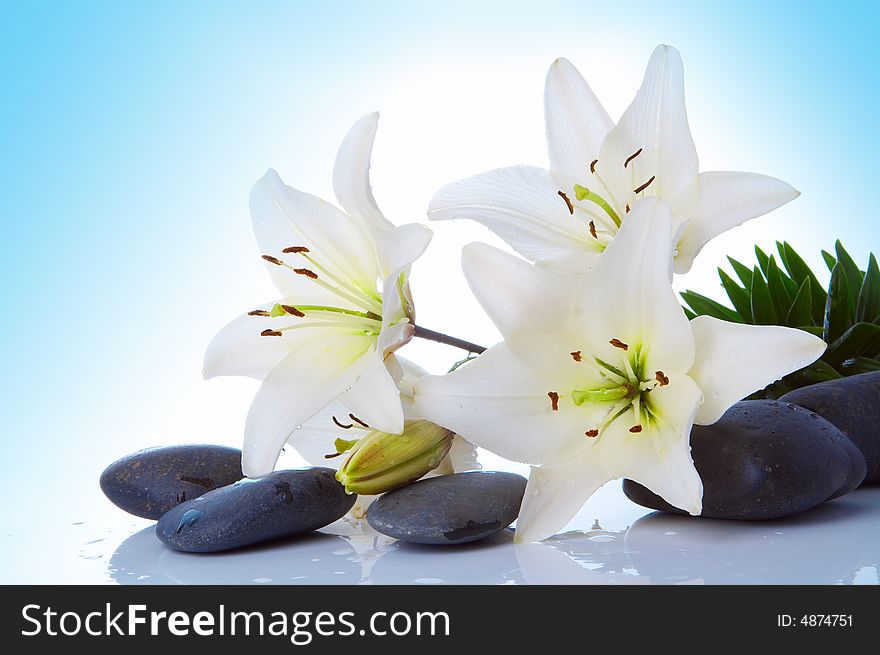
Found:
779,371 -> 880,484
100,444 -> 243,519
366,471 -> 527,545
622,400 -> 867,520
155,468 -> 356,553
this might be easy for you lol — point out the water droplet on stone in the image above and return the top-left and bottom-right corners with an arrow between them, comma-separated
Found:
176,509 -> 203,534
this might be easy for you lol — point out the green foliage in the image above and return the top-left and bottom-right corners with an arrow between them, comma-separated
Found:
682,241 -> 880,399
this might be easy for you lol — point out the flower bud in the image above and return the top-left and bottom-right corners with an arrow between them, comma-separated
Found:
336,420 -> 455,495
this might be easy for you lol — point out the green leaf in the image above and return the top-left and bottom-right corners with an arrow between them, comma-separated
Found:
834,241 -> 864,316
755,245 -> 771,278
821,250 -> 837,273
781,242 -> 827,325
775,241 -> 790,273
750,266 -> 776,325
683,306 -> 697,321
856,253 -> 880,323
766,255 -> 793,320
824,321 -> 880,367
680,291 -> 741,323
785,277 -> 813,328
795,360 -> 845,384
840,356 -> 880,376
727,256 -> 754,289
799,325 -> 825,337
824,263 -> 854,344
718,269 -> 753,323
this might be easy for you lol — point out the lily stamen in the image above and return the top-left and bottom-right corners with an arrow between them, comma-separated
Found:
629,425 -> 643,433
280,304 -> 306,317
570,351 -> 582,362
548,391 -> 560,411
293,267 -> 318,279
349,413 -> 369,428
248,309 -> 271,317
610,338 -> 629,351
624,148 -> 643,168
332,416 -> 354,429
286,247 -> 383,306
590,159 -> 598,173
260,329 -> 283,337
585,429 -> 599,438
261,251 -> 383,315
557,190 -> 574,215
634,175 -> 656,195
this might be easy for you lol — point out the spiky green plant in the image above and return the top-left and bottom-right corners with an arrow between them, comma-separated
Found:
681,240 -> 880,399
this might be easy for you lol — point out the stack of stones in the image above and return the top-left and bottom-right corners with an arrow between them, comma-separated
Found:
101,446 -> 527,552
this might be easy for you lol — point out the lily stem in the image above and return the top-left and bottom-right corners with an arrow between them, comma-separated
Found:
412,325 -> 487,354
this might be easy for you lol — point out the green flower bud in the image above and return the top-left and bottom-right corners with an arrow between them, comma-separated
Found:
336,420 -> 454,495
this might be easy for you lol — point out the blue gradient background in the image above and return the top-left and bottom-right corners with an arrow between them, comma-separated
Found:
1,1 -> 878,580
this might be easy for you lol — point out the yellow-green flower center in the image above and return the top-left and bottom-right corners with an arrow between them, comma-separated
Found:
567,338 -> 669,438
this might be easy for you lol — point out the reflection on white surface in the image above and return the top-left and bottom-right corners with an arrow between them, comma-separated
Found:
104,486 -> 880,585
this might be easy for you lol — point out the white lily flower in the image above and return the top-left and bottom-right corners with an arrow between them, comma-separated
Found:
429,44 -> 799,274
413,197 -> 825,543
203,113 -> 433,478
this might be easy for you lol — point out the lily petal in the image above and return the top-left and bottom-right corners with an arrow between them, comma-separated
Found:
545,57 -> 614,181
202,301 -> 296,380
461,242 -> 573,341
413,344 -> 607,465
574,197 -> 695,374
514,451 -> 609,543
332,111 -> 395,235
340,349 -> 405,435
601,373 -> 704,515
688,316 -> 826,425
250,169 -> 379,299
674,172 -> 800,273
595,45 -> 698,214
242,331 -> 373,477
428,165 -> 601,274
373,223 -> 433,280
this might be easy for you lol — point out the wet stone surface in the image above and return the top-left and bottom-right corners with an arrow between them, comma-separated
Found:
100,444 -> 244,520
623,400 -> 867,520
156,468 -> 356,553
366,471 -> 527,545
780,371 -> 880,484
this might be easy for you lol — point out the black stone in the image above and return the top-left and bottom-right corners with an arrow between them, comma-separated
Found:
100,445 -> 244,519
779,371 -> 880,484
155,468 -> 356,553
622,400 -> 867,520
366,471 -> 527,545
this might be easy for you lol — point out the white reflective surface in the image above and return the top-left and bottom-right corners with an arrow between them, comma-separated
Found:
8,473 -> 876,585
107,487 -> 880,585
